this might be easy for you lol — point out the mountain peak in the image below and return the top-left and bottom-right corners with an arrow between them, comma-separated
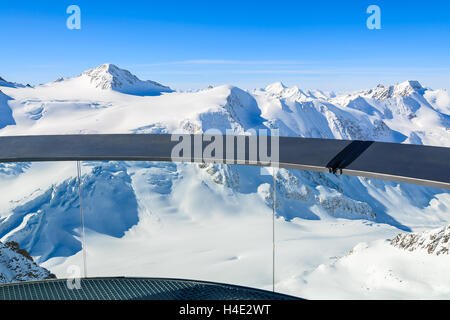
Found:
265,82 -> 287,94
83,63 -> 124,76
80,63 -> 173,96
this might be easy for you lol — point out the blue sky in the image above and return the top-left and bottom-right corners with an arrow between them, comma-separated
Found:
1,0 -> 449,91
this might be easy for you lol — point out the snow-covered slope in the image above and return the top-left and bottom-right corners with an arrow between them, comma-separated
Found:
424,89 -> 450,115
0,64 -> 449,298
287,226 -> 450,299
0,240 -> 55,284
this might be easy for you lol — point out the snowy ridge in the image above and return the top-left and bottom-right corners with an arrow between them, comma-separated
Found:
0,76 -> 25,89
0,241 -> 55,284
391,225 -> 450,255
356,80 -> 425,100
263,81 -> 335,101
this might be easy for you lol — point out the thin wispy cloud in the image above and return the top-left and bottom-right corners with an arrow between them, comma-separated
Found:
142,66 -> 450,76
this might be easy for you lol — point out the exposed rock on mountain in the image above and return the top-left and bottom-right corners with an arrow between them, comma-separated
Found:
0,240 -> 55,284
391,225 -> 450,255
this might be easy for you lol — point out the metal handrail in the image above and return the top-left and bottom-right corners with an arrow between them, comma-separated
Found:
0,134 -> 448,189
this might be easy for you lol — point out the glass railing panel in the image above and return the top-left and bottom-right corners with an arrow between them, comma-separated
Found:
274,168 -> 450,299
2,157 -> 449,300
0,161 -> 84,284
75,160 -> 274,291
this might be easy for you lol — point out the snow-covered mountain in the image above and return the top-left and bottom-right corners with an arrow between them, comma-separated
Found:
21,63 -> 173,97
0,240 -> 55,284
0,63 -> 449,298
329,81 -> 450,146
254,79 -> 450,146
78,63 -> 173,95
